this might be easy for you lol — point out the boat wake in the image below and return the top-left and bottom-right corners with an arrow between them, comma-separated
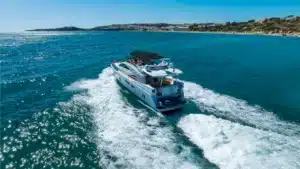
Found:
183,81 -> 300,135
66,68 -> 214,169
66,68 -> 300,169
178,81 -> 300,169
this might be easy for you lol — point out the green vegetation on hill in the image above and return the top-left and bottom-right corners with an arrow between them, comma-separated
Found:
189,15 -> 300,34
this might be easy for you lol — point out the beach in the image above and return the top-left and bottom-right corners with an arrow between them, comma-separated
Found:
151,30 -> 300,37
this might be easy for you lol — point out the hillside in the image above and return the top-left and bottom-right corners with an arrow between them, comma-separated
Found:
189,15 -> 300,35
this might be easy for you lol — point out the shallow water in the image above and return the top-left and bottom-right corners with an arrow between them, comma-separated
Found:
1,31 -> 300,169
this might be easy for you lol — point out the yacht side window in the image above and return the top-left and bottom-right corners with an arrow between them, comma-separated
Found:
119,63 -> 130,70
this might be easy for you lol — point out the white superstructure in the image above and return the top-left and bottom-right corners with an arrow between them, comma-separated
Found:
111,51 -> 185,113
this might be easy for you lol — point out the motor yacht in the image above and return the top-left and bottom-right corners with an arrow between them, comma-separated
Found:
111,51 -> 185,113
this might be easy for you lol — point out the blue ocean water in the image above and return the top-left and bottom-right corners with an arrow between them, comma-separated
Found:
1,31 -> 300,169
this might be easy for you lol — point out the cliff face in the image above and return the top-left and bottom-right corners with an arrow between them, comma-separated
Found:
188,16 -> 300,34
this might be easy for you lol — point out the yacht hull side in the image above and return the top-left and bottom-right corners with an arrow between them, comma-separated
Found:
111,64 -> 183,113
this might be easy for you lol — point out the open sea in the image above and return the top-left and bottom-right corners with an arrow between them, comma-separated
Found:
1,31 -> 300,169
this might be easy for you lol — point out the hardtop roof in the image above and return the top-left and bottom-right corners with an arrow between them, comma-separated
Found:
130,50 -> 164,64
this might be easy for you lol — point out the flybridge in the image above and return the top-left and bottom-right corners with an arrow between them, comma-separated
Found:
146,58 -> 171,70
129,50 -> 174,72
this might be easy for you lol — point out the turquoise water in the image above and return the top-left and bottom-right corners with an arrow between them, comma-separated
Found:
1,31 -> 300,169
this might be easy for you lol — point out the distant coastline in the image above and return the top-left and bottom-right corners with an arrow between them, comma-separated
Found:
27,15 -> 300,37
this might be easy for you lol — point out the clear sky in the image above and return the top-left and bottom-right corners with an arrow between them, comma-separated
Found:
0,0 -> 300,32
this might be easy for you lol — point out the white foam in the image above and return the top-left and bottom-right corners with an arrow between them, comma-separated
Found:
183,81 -> 300,135
65,78 -> 102,91
66,68 -> 204,169
179,81 -> 300,169
178,114 -> 300,169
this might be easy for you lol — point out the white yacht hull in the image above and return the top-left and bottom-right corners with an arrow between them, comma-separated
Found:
111,64 -> 185,113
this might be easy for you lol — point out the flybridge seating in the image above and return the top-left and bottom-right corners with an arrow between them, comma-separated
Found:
145,59 -> 171,71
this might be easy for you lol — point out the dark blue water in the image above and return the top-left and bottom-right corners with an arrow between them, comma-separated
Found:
1,31 -> 300,169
